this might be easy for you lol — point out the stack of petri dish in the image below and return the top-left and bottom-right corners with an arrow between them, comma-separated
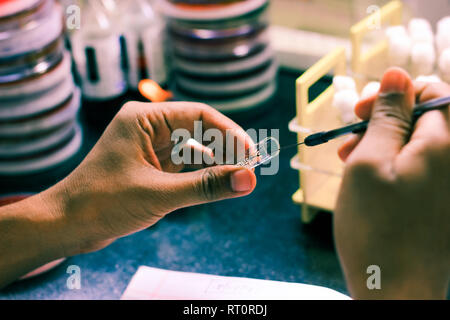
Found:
160,0 -> 277,113
0,0 -> 82,176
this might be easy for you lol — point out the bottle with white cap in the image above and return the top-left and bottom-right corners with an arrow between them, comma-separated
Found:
385,26 -> 411,68
436,16 -> 450,55
120,0 -> 168,90
408,18 -> 436,77
70,0 -> 126,101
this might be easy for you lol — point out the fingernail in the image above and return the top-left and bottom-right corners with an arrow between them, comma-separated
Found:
380,68 -> 409,94
230,169 -> 252,192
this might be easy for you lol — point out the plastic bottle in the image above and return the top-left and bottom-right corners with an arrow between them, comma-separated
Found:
70,0 -> 126,100
120,0 -> 168,90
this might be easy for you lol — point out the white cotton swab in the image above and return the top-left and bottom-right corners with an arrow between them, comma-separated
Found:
387,34 -> 412,67
332,89 -> 359,124
410,29 -> 434,44
361,81 -> 380,99
332,75 -> 356,92
436,33 -> 450,55
411,42 -> 436,75
436,16 -> 450,55
415,74 -> 442,83
408,18 -> 434,45
385,25 -> 408,39
438,48 -> 450,82
437,16 -> 450,35
408,18 -> 433,36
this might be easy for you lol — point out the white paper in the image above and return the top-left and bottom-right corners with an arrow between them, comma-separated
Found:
121,266 -> 350,300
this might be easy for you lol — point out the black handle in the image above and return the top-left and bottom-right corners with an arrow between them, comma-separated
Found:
304,121 -> 369,146
304,132 -> 329,146
302,95 -> 450,147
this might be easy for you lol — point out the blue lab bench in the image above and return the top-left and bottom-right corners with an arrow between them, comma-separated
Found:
0,69 -> 348,299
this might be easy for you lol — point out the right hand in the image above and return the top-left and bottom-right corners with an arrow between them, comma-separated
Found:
334,68 -> 450,299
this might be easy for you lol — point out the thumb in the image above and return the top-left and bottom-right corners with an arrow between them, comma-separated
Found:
351,67 -> 415,164
161,165 -> 256,210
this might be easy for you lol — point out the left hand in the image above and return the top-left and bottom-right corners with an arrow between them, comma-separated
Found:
0,101 -> 258,287
44,101 -> 257,255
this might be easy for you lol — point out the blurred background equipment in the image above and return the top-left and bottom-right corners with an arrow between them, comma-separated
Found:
350,3 -> 450,84
268,0 -> 450,71
119,0 -> 168,89
0,0 -> 82,176
70,0 -> 127,100
270,0 -> 390,37
69,0 -> 167,101
160,0 -> 278,113
289,0 -> 450,224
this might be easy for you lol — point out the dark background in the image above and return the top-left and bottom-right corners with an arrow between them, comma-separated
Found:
0,69 -> 348,299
